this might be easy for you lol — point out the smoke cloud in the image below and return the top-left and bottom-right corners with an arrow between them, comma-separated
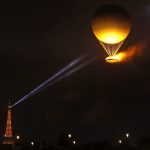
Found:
113,41 -> 147,63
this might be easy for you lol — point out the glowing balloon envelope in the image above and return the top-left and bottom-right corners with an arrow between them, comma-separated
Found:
92,5 -> 131,57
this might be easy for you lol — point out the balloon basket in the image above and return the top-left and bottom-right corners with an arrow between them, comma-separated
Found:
105,57 -> 119,63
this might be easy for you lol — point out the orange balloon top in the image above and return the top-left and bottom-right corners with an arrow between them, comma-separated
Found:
92,5 -> 131,44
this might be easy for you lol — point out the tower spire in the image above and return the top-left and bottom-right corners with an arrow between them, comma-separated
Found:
3,100 -> 14,144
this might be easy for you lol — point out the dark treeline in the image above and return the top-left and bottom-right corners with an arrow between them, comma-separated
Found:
0,133 -> 150,150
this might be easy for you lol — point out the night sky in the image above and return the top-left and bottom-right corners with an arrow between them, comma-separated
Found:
0,0 -> 150,143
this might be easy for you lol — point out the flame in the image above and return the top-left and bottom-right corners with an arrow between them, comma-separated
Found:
106,53 -> 126,63
98,30 -> 129,44
106,42 -> 146,63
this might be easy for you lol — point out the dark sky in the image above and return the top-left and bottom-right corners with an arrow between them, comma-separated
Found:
0,0 -> 150,143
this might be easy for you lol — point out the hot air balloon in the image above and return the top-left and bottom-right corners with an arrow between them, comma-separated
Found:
92,5 -> 131,62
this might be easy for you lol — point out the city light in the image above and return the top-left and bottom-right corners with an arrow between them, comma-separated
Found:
31,142 -> 34,146
126,133 -> 130,138
16,135 -> 20,140
68,134 -> 72,138
118,140 -> 122,144
73,140 -> 76,144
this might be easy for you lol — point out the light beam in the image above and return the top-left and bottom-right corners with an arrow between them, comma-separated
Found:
11,55 -> 86,108
11,53 -> 100,108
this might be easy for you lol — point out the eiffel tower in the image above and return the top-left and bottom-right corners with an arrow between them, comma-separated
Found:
3,101 -> 14,144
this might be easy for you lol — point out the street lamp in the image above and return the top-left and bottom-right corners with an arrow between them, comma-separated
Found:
73,140 -> 76,144
118,140 -> 122,144
126,133 -> 129,138
16,135 -> 20,140
68,134 -> 72,138
31,141 -> 34,146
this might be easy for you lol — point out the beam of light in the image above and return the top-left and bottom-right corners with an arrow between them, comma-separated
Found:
11,53 -> 99,108
105,42 -> 146,63
21,54 -> 99,107
10,54 -> 88,108
37,54 -> 99,92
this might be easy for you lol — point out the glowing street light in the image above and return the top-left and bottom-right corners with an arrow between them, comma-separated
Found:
16,135 -> 20,140
73,140 -> 76,144
31,141 -> 34,146
118,140 -> 122,144
126,133 -> 130,138
68,134 -> 72,138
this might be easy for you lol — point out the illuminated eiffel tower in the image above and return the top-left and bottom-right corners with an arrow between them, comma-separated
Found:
3,101 -> 14,144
